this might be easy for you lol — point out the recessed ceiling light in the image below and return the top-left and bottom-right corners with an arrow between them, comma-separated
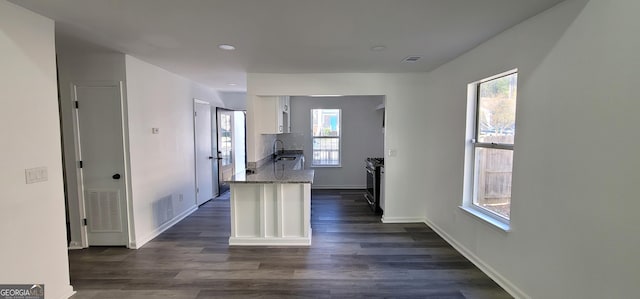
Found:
370,45 -> 387,52
218,44 -> 236,51
227,83 -> 237,86
309,95 -> 343,97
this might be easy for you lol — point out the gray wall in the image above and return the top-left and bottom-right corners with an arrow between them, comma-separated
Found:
281,96 -> 384,188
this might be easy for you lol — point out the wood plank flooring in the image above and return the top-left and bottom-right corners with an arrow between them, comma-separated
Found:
69,189 -> 511,299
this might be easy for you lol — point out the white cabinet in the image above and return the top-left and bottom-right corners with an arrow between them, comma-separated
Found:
256,96 -> 290,134
229,183 -> 312,246
281,96 -> 291,133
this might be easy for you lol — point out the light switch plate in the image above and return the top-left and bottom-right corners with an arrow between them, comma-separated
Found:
388,149 -> 397,157
25,167 -> 48,184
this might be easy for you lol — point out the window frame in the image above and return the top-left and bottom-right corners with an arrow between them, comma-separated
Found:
461,70 -> 517,231
310,108 -> 342,167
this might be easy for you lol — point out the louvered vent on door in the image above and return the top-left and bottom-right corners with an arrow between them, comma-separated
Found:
86,189 -> 123,232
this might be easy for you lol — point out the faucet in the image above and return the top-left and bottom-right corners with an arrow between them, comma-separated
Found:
273,139 -> 284,159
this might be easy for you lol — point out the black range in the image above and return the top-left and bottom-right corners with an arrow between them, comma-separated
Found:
365,157 -> 384,214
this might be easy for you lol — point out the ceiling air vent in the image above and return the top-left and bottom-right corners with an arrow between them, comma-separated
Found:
402,56 -> 422,63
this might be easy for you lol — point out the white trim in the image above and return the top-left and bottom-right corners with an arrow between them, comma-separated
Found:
70,81 -> 132,248
230,187 -> 237,237
229,232 -> 312,246
424,217 -> 528,299
69,83 -> 87,248
311,185 -> 365,190
193,98 -> 213,207
459,206 -> 510,232
132,205 -> 198,249
478,68 -> 519,84
302,184 -> 311,238
381,216 -> 424,223
194,98 -> 210,105
463,71 -> 516,235
57,286 -> 76,299
276,185 -> 284,237
310,108 -> 342,167
67,240 -> 83,250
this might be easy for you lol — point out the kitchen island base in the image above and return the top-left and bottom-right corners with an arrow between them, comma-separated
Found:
229,182 -> 311,246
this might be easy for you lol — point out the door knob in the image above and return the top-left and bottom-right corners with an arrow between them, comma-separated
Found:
208,156 -> 214,159
112,173 -> 121,180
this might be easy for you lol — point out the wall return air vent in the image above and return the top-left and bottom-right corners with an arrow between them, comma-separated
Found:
402,56 -> 422,63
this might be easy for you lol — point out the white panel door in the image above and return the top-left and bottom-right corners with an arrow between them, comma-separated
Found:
74,83 -> 128,246
194,100 -> 214,205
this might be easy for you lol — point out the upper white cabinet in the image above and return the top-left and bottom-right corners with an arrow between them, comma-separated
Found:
255,96 -> 290,134
282,96 -> 290,133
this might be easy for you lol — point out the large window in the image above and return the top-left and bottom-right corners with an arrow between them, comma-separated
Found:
465,71 -> 517,226
311,109 -> 341,166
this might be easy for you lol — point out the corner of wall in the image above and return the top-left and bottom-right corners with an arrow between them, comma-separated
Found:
133,205 -> 198,248
423,217 -> 528,299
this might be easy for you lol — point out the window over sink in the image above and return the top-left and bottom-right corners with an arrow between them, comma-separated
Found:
311,109 -> 341,167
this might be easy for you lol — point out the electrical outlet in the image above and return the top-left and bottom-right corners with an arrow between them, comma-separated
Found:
178,193 -> 184,201
25,167 -> 48,184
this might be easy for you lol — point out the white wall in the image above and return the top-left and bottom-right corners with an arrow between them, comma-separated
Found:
0,1 -> 74,298
125,55 -> 224,247
283,96 -> 384,188
417,0 -> 639,298
233,111 -> 246,173
246,1 -> 640,297
219,91 -> 247,110
56,37 -> 226,249
56,36 -> 127,248
247,73 -> 430,222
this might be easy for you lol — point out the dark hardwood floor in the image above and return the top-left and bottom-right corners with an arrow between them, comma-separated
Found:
69,189 -> 511,299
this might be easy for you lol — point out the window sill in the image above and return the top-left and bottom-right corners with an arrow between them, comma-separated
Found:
458,206 -> 511,232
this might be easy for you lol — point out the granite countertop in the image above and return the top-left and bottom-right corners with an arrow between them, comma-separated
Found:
227,154 -> 314,184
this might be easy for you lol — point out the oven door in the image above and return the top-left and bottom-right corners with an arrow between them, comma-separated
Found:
365,166 -> 375,206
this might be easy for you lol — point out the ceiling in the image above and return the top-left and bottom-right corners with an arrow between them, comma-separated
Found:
11,0 -> 565,92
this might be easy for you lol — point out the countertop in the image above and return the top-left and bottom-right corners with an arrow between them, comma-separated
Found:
226,154 -> 314,184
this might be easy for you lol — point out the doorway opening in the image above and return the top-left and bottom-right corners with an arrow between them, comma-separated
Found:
194,99 -> 216,206
216,108 -> 247,194
69,82 -> 131,247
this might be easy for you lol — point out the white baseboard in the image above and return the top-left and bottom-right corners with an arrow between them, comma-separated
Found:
67,241 -> 83,250
229,236 -> 311,246
57,285 -> 75,299
381,216 -> 425,223
311,185 -> 365,189
133,205 -> 198,249
423,218 -> 529,299
229,229 -> 312,246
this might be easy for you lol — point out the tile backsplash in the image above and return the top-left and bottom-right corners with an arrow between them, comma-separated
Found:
277,132 -> 305,151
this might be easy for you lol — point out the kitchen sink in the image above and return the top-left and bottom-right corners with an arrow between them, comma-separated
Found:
277,156 -> 297,161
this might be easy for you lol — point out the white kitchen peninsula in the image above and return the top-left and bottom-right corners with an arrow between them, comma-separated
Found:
226,154 -> 314,246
